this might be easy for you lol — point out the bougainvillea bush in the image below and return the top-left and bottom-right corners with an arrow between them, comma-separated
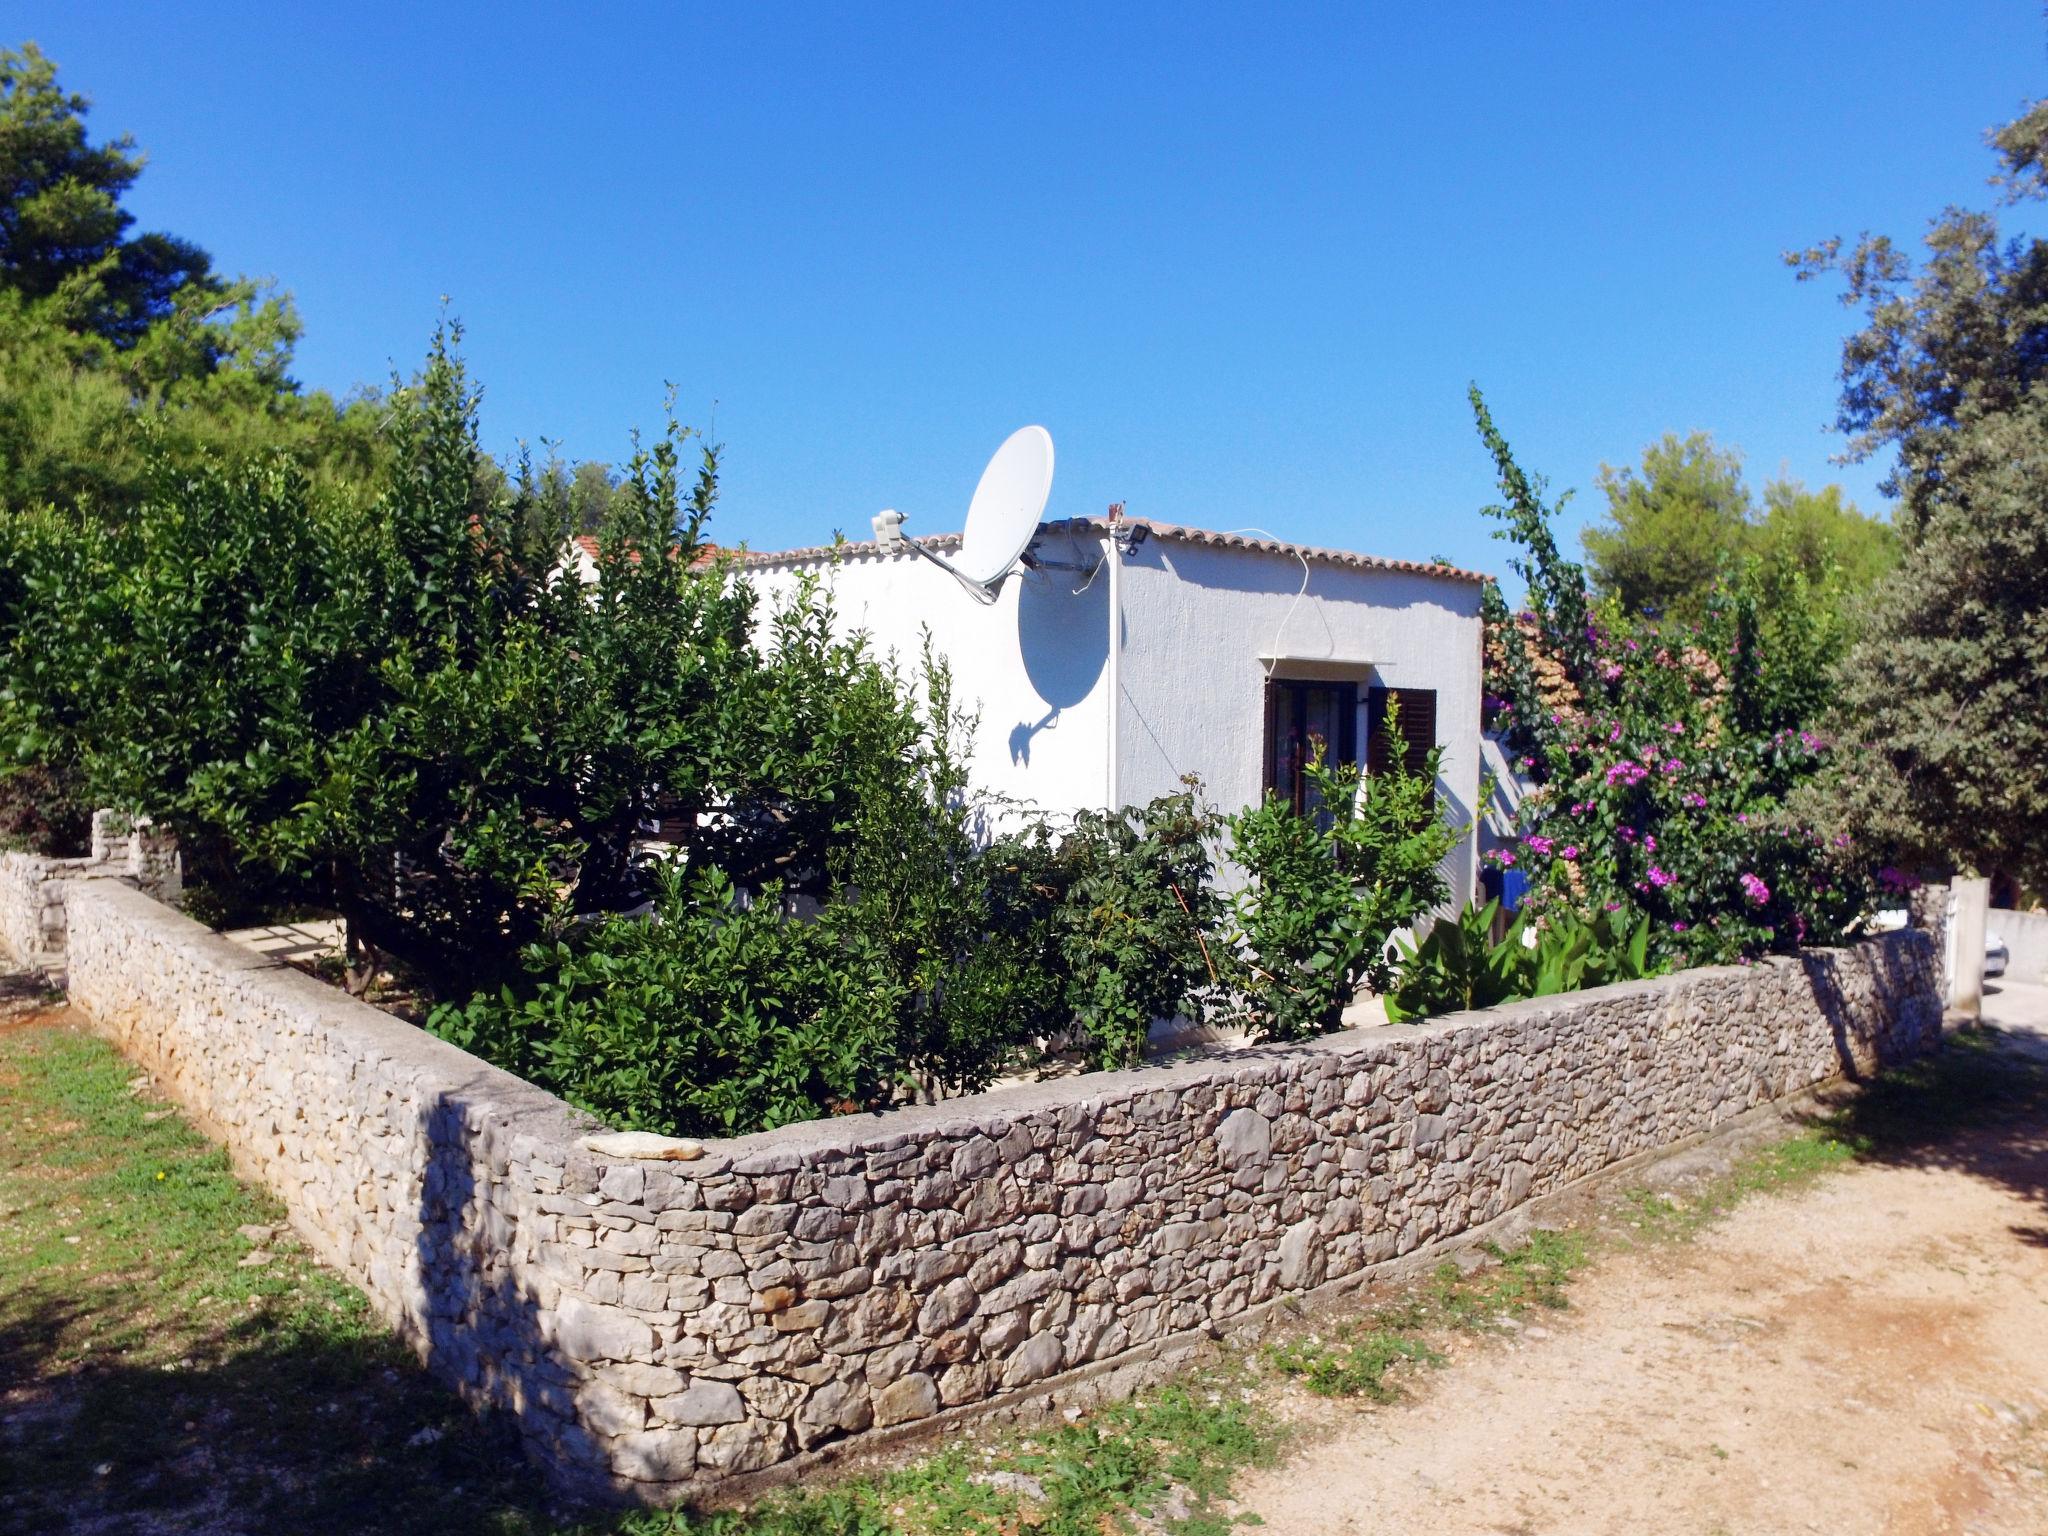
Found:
1470,388 -> 1872,967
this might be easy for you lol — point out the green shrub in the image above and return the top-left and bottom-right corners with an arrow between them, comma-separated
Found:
1384,902 -> 1654,1022
1226,701 -> 1466,1040
432,864 -> 910,1137
1051,786 -> 1223,1070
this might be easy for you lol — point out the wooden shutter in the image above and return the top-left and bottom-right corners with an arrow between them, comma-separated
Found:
1367,686 -> 1437,789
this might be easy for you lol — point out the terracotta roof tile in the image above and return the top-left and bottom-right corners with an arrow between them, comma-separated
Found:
738,517 -> 1486,585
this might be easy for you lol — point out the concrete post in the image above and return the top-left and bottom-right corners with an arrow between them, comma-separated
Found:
1950,875 -> 1990,1023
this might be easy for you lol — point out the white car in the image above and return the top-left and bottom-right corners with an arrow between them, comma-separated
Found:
1986,931 -> 2009,978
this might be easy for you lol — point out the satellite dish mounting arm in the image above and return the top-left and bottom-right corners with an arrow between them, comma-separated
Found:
870,509 -> 1001,604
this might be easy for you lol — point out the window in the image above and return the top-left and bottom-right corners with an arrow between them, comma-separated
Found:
1366,685 -> 1438,802
1263,679 -> 1359,814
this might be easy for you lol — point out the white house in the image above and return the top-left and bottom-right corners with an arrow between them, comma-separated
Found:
744,514 -> 1487,907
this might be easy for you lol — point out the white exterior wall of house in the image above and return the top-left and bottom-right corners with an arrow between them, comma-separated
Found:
1112,535 -> 1483,907
743,521 -> 1485,909
743,540 -> 1113,823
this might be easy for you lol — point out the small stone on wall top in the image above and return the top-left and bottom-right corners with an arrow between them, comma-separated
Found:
580,1131 -> 705,1162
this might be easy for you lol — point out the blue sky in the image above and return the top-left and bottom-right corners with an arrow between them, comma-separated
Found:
19,3 -> 2045,575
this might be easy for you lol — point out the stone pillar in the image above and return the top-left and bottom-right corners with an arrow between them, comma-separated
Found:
1949,876 -> 1990,1023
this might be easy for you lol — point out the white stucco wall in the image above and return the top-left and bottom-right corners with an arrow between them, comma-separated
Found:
743,541 -> 1112,826
1113,538 -> 1483,906
742,526 -> 1484,907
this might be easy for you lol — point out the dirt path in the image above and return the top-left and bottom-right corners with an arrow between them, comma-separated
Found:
1237,982 -> 2048,1536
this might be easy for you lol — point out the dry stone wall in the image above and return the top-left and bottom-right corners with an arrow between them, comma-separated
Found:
0,810 -> 180,972
63,878 -> 1943,1503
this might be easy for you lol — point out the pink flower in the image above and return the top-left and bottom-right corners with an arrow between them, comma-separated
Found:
1661,759 -> 1683,775
1605,761 -> 1649,788
1671,921 -> 1688,933
1560,845 -> 1579,860
1681,792 -> 1707,809
1739,872 -> 1770,906
1647,865 -> 1675,888
1666,721 -> 1685,735
1525,835 -> 1554,857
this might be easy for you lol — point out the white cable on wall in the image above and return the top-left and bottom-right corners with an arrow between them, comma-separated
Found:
1216,527 -> 1312,678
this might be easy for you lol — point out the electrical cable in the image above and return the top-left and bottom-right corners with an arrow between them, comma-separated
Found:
1216,527 -> 1312,677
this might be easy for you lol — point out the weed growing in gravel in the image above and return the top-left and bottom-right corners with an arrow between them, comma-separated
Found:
1268,1230 -> 1590,1401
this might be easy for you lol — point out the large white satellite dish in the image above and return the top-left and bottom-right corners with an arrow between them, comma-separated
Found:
871,425 -> 1054,603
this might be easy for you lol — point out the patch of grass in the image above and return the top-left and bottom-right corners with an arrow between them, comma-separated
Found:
1622,1130 -> 1859,1242
1267,1229 -> 1590,1402
0,1021 -> 562,1534
609,1382 -> 1274,1536
1269,1328 -> 1440,1402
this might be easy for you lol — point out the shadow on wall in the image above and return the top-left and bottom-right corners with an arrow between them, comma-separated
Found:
413,1088 -> 612,1501
1800,939 -> 1939,1085
1010,558 -> 1110,767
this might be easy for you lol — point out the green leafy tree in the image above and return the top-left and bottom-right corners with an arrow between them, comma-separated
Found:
1584,433 -> 1753,623
0,41 -> 214,346
1820,389 -> 2048,889
1581,432 -> 1895,629
0,42 -> 386,520
1051,787 -> 1223,1069
1790,96 -> 2048,536
1796,94 -> 2048,891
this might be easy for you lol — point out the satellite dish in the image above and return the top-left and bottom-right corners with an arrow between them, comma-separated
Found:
872,425 -> 1055,603
955,426 -> 1055,586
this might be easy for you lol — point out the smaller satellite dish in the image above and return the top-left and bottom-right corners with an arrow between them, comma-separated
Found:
954,426 -> 1055,587
871,425 -> 1055,603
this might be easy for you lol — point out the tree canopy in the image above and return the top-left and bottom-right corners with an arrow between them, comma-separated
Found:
0,42 -> 385,517
1799,95 -> 2048,892
1581,431 -> 1896,626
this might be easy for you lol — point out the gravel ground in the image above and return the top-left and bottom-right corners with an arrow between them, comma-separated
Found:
1236,982 -> 2048,1536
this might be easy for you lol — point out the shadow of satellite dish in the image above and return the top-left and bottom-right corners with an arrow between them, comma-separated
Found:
1009,561 -> 1110,765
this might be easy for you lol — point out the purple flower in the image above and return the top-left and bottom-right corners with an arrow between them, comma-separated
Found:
1647,865 -> 1675,888
1525,834 -> 1555,857
1605,761 -> 1649,788
1666,721 -> 1685,735
1661,759 -> 1683,775
1560,845 -> 1579,861
1644,834 -> 1657,852
1681,791 -> 1707,809
1671,921 -> 1688,933
1739,872 -> 1770,906
1608,723 -> 1623,743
